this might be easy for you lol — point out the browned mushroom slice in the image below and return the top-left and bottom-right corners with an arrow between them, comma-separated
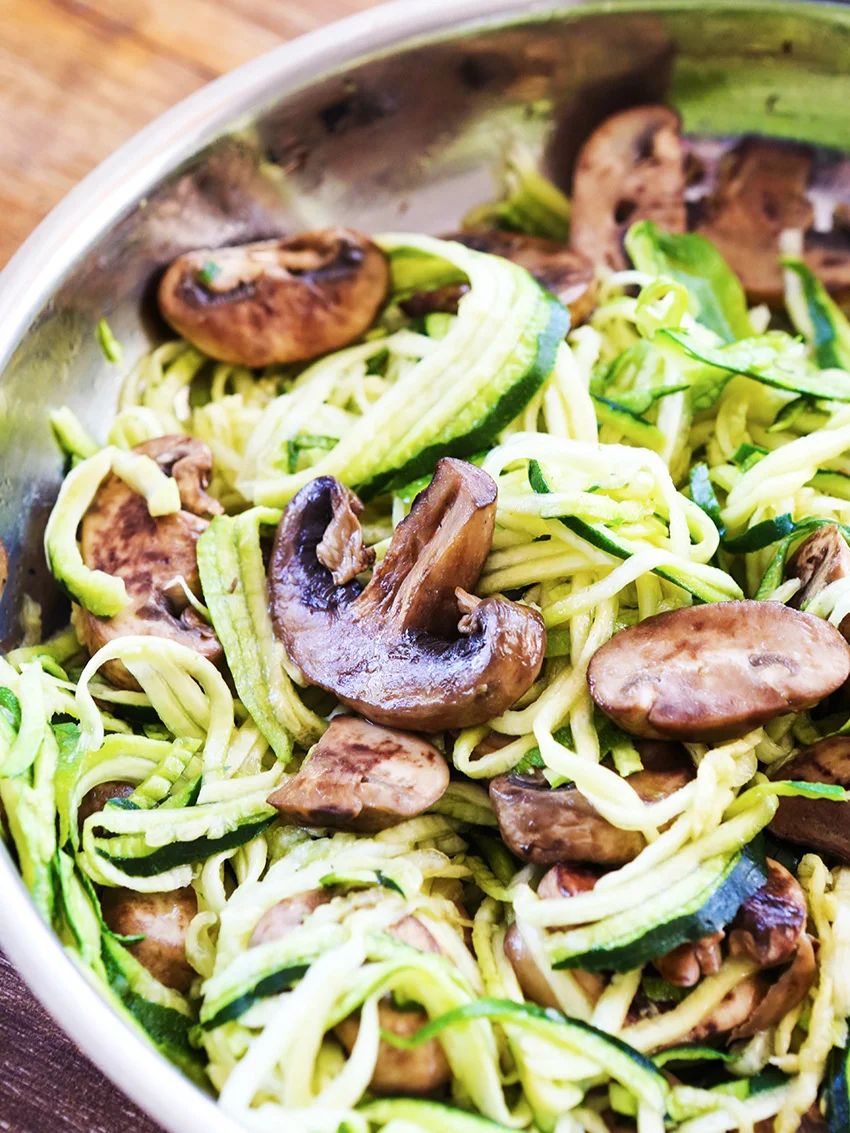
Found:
100,887 -> 197,994
755,1106 -> 828,1133
158,228 -> 389,368
506,865 -> 606,1007
250,889 -> 332,947
503,920 -> 605,1009
335,1005 -> 451,1095
537,862 -> 601,900
730,933 -> 817,1040
692,139 -> 850,304
694,138 -> 813,306
0,538 -> 7,599
267,715 -> 449,833
77,781 -> 135,833
769,736 -> 850,864
77,436 -> 223,689
787,524 -> 850,639
503,922 -> 561,1010
587,600 -> 850,744
441,232 -> 597,326
488,757 -> 692,865
804,228 -> 850,301
400,284 -> 470,320
338,916 -> 449,1094
727,858 -> 807,968
654,933 -> 725,989
571,106 -> 687,271
269,459 -> 546,732
248,890 -> 449,1091
683,975 -> 767,1043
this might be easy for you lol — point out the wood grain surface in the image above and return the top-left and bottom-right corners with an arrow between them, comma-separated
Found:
0,1 -> 379,1129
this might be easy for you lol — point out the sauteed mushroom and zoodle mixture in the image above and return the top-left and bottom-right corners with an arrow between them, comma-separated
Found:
8,108 -> 850,1133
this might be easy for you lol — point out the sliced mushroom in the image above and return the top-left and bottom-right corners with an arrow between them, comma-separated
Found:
683,975 -> 767,1043
694,138 -> 814,305
400,284 -> 470,320
247,882 -> 448,1090
654,933 -> 725,989
755,1106 -> 827,1133
571,105 -> 687,271
504,922 -> 561,1010
267,715 -> 449,833
438,232 -> 597,326
269,459 -> 546,732
769,736 -> 850,863
249,889 -> 332,947
158,228 -> 389,368
587,600 -> 850,743
100,886 -> 197,994
730,933 -> 817,1040
728,858 -> 807,968
77,780 -> 135,833
690,138 -> 850,305
339,916 -> 449,1094
786,524 -> 850,639
335,1004 -> 451,1095
537,862 -> 601,900
488,755 -> 692,865
654,860 -> 806,987
503,920 -> 605,1008
511,863 -> 606,1004
78,436 -> 223,689
0,538 -> 7,599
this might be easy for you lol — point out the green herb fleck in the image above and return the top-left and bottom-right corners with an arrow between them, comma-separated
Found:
197,260 -> 221,287
96,318 -> 123,365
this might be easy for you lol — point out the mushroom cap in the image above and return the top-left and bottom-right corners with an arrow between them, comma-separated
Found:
682,974 -> 767,1044
78,435 -> 223,689
769,735 -> 850,863
536,863 -> 601,900
249,889 -> 332,948
443,230 -> 597,326
268,458 -> 546,732
77,780 -> 135,834
488,754 -> 691,865
571,105 -> 687,271
266,715 -> 450,833
654,933 -> 725,989
727,858 -> 807,969
335,1001 -> 451,1095
695,138 -> 815,306
158,227 -> 389,368
730,933 -> 817,1041
100,886 -> 197,994
787,523 -> 850,639
587,600 -> 850,743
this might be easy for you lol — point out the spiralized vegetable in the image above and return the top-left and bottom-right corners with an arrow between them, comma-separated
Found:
4,208 -> 850,1133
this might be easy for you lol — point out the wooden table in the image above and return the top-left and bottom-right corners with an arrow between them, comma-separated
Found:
0,1 -> 379,1128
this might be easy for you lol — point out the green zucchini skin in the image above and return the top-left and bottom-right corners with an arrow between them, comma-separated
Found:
202,962 -> 312,1030
101,936 -> 208,1087
359,1098 -> 520,1133
827,1042 -> 850,1133
96,814 -> 275,877
550,844 -> 766,972
528,460 -> 736,604
379,997 -> 668,1111
357,293 -> 569,500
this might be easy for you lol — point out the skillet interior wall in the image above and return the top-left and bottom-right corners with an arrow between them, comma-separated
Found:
2,0 -> 850,645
